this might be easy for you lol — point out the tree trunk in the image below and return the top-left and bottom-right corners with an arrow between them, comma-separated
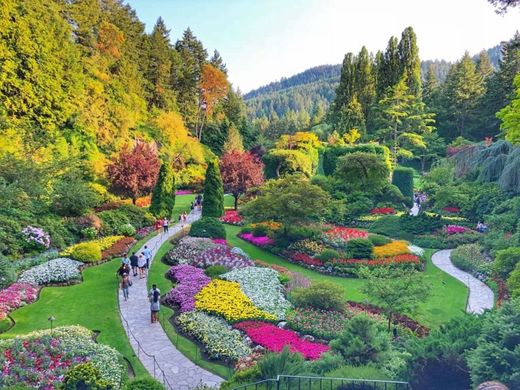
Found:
132,197 -> 137,205
387,312 -> 393,332
234,194 -> 239,210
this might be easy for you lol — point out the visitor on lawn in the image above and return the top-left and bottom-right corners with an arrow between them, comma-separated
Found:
137,253 -> 146,278
142,245 -> 152,269
163,218 -> 169,233
149,284 -> 161,323
121,273 -> 131,301
129,252 -> 139,277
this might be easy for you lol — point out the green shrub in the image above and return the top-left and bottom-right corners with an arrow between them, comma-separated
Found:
369,215 -> 401,237
205,265 -> 229,279
413,235 -> 448,249
307,352 -> 345,375
63,362 -> 111,390
150,162 -> 176,219
52,174 -> 101,217
318,249 -> 341,262
71,242 -> 102,263
322,144 -> 391,176
252,224 -> 269,237
98,210 -> 130,236
257,347 -> 305,380
506,262 -> 520,298
368,234 -> 391,246
81,227 -> 98,240
189,217 -> 226,239
274,225 -> 321,247
278,273 -> 290,285
400,213 -> 444,235
493,247 -> 520,278
451,244 -> 489,275
118,223 -> 136,237
0,255 -> 16,289
347,239 -> 374,259
118,204 -> 155,229
392,167 -> 414,206
229,365 -> 261,385
239,225 -> 253,234
291,282 -> 344,311
124,378 -> 164,390
326,364 -> 389,380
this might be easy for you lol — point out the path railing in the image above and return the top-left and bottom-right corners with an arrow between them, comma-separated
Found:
232,375 -> 410,390
120,310 -> 174,390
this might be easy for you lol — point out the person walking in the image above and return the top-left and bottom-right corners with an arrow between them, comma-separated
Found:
149,284 -> 161,323
121,272 -> 131,301
137,253 -> 146,278
142,245 -> 152,269
155,218 -> 163,233
163,218 -> 169,233
121,255 -> 130,266
129,252 -> 139,277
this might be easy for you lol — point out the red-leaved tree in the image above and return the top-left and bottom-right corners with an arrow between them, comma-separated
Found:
107,141 -> 160,204
220,151 -> 264,210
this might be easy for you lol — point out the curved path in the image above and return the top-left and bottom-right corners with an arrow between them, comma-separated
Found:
431,249 -> 494,314
118,210 -> 223,389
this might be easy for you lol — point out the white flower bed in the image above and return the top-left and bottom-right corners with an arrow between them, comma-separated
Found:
18,258 -> 82,285
408,245 -> 425,257
222,266 -> 291,320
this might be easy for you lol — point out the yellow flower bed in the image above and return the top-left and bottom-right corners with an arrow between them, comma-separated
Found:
195,280 -> 276,322
250,221 -> 282,231
373,240 -> 410,258
60,236 -> 124,256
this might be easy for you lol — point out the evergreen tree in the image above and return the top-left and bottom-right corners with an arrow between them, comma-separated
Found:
423,64 -> 440,109
398,27 -> 422,97
223,125 -> 244,153
150,161 -> 176,218
210,49 -> 227,74
202,160 -> 224,217
376,36 -> 401,99
498,74 -> 520,144
476,50 -> 495,80
355,46 -> 376,121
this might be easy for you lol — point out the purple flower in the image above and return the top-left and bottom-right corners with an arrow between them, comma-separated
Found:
239,233 -> 274,247
165,265 -> 211,311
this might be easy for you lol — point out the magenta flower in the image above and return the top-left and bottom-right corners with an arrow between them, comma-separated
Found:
239,233 -> 274,247
165,265 -> 211,311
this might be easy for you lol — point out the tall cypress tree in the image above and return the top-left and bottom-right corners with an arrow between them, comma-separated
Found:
355,46 -> 376,121
398,27 -> 422,98
150,161 -> 176,218
202,160 -> 224,217
376,36 -> 401,99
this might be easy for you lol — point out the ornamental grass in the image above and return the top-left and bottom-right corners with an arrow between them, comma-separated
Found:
372,240 -> 411,258
195,279 -> 276,322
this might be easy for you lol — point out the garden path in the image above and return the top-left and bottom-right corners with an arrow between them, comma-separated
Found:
431,249 -> 494,314
118,209 -> 224,390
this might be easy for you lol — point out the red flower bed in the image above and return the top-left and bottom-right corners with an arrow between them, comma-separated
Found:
234,321 -> 329,360
442,206 -> 460,214
286,251 -> 324,266
324,227 -> 368,242
220,210 -> 243,225
101,237 -> 137,260
347,301 -> 429,337
370,207 -> 396,215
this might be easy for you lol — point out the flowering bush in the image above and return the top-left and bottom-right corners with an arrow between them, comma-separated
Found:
177,311 -> 251,361
220,210 -> 243,225
165,237 -> 218,265
234,321 -> 330,360
323,227 -> 368,247
165,265 -> 210,312
444,225 -> 467,235
136,225 -> 156,239
333,254 -> 421,267
18,258 -> 83,286
193,246 -> 254,269
250,221 -> 282,231
21,226 -> 50,249
101,237 -> 136,260
0,283 -> 39,320
0,326 -> 125,388
135,195 -> 151,208
222,267 -> 291,320
442,206 -> 460,214
195,280 -> 276,322
370,207 -> 396,215
239,233 -> 274,247
288,239 -> 326,256
60,236 -> 124,257
286,308 -> 348,340
212,238 -> 227,245
285,251 -> 324,267
373,241 -> 411,258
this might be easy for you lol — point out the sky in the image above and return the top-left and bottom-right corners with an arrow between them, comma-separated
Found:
126,0 -> 519,93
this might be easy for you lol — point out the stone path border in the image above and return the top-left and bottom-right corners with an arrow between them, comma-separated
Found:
431,249 -> 494,314
118,210 -> 223,389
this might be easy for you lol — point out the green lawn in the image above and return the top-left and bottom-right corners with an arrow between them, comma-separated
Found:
224,225 -> 468,328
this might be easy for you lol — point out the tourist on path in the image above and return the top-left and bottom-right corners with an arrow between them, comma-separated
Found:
163,218 -> 169,233
137,253 -> 147,278
121,273 -> 131,301
149,284 -> 161,323
142,245 -> 152,269
116,263 -> 130,280
129,252 -> 139,277
121,255 -> 130,266
155,218 -> 163,233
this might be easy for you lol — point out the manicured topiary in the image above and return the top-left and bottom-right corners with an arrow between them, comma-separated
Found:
392,167 -> 414,205
347,239 -> 374,259
150,162 -> 176,219
205,265 -> 229,279
71,242 -> 102,263
202,160 -> 224,217
63,362 -> 111,390
189,217 -> 226,239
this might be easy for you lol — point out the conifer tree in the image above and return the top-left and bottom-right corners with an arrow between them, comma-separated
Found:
398,27 -> 422,97
476,50 -> 494,80
223,125 -> 244,153
355,46 -> 376,120
202,160 -> 224,217
423,64 -> 439,109
210,49 -> 227,74
150,161 -> 176,218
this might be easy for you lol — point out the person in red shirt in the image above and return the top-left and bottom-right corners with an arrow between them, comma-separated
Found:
155,218 -> 163,233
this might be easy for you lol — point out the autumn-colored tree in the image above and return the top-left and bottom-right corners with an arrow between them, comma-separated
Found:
220,151 -> 264,210
196,64 -> 228,140
107,141 -> 160,204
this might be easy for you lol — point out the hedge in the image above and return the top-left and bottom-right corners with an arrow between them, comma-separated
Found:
392,167 -> 414,206
322,144 -> 391,176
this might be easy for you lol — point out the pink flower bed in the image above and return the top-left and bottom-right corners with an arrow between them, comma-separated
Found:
239,233 -> 274,247
370,207 -> 396,215
0,283 -> 40,320
444,225 -> 467,235
212,238 -> 227,246
286,251 -> 324,267
220,210 -> 243,225
234,321 -> 329,360
175,190 -> 193,195
165,265 -> 211,311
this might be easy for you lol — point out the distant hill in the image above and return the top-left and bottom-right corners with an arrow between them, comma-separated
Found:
245,45 -> 502,122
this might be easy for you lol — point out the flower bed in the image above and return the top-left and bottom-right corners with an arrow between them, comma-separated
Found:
101,237 -> 136,260
175,190 -> 193,195
177,311 -> 251,361
165,265 -> 211,312
212,238 -> 227,245
192,246 -> 254,269
222,267 -> 291,320
286,308 -> 348,340
323,227 -> 368,247
373,240 -> 410,258
370,207 -> 396,215
444,225 -> 467,235
60,236 -> 124,257
0,325 -> 125,388
166,237 -> 218,265
195,280 -> 276,322
220,210 -> 243,225
0,283 -> 39,320
333,254 -> 421,267
18,258 -> 83,286
254,260 -> 289,274
288,239 -> 326,256
286,272 -> 312,293
442,206 -> 461,214
136,225 -> 156,239
234,321 -> 329,360
285,251 -> 324,267
250,221 -> 282,231
239,233 -> 274,247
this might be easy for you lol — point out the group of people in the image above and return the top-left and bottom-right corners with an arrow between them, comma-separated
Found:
476,221 -> 488,233
155,218 -> 169,233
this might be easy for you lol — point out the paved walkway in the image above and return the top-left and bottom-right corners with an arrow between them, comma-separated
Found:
431,249 -> 494,314
118,210 -> 224,390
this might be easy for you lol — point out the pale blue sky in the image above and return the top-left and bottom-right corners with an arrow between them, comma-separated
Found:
126,0 -> 519,93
